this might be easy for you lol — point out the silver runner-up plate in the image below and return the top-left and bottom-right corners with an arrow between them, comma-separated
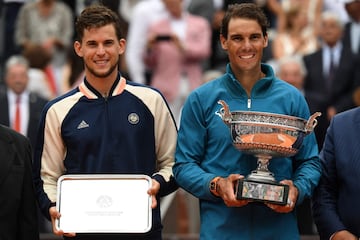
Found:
55,174 -> 152,233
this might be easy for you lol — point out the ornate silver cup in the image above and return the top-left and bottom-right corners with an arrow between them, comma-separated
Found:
217,100 -> 321,205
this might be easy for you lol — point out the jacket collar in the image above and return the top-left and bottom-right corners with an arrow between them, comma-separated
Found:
224,63 -> 275,99
78,73 -> 127,99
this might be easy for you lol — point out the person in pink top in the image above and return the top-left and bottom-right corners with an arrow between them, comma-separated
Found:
144,0 -> 211,124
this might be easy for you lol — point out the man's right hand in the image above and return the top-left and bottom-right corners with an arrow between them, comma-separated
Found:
49,206 -> 76,237
216,174 -> 250,207
332,230 -> 358,240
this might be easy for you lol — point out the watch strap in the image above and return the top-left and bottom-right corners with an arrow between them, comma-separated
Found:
210,176 -> 221,197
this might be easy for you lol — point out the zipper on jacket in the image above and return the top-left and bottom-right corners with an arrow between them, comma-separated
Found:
247,98 -> 251,109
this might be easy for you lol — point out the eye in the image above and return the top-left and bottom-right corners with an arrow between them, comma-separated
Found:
86,41 -> 97,48
232,36 -> 243,42
104,40 -> 114,46
250,34 -> 262,40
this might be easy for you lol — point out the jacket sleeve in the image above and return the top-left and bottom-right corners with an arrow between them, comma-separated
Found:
18,134 -> 40,239
312,117 -> 347,239
153,92 -> 178,196
172,92 -> 220,201
33,102 -> 65,220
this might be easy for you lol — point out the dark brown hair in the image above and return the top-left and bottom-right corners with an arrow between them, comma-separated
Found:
75,4 -> 124,42
220,3 -> 269,39
22,44 -> 51,69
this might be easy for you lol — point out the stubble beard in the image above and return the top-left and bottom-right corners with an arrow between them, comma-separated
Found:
85,61 -> 118,79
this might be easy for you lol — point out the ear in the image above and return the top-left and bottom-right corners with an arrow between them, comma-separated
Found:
263,34 -> 269,48
220,34 -> 228,51
74,41 -> 83,57
118,38 -> 126,55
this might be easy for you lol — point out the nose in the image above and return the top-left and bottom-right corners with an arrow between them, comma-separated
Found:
243,39 -> 252,49
96,45 -> 106,55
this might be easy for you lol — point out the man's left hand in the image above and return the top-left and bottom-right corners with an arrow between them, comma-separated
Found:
265,179 -> 298,213
147,179 -> 160,209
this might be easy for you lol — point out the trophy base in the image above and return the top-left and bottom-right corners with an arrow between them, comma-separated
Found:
236,179 -> 289,205
246,170 -> 276,183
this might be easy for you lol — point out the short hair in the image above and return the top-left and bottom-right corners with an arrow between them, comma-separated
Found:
5,55 -> 29,73
22,44 -> 51,69
75,4 -> 124,42
321,11 -> 344,29
220,3 -> 269,39
277,55 -> 307,77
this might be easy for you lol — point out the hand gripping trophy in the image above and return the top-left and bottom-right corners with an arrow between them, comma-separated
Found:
217,100 -> 321,205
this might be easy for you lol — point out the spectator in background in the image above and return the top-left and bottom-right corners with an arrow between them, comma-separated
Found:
22,44 -> 56,100
0,55 -> 48,150
186,0 -> 216,71
15,0 -> 73,96
280,0 -> 323,36
303,11 -> 360,150
276,55 -> 306,92
125,0 -> 168,85
144,0 -> 211,124
0,55 -> 50,233
342,0 -> 360,58
271,5 -> 318,61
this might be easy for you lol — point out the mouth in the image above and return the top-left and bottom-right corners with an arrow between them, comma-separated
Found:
239,54 -> 255,59
94,59 -> 109,66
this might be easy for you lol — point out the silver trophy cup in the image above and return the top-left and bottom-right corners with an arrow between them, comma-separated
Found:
217,100 -> 321,205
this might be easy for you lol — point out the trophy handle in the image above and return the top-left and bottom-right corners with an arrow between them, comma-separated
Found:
305,112 -> 322,134
217,100 -> 232,125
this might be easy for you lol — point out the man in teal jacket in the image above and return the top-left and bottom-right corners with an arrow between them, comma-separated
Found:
173,3 -> 321,239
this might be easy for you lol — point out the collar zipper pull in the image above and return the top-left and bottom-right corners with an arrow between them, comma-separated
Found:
247,98 -> 251,109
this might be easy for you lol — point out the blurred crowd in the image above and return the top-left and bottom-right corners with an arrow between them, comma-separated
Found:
0,0 -> 359,236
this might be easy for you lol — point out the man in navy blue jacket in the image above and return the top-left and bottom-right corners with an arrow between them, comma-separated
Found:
312,107 -> 360,240
33,4 -> 178,240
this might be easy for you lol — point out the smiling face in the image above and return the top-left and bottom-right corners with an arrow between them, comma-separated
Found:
74,24 -> 125,82
220,18 -> 268,74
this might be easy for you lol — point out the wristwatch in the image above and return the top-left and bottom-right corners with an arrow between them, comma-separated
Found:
209,177 -> 221,197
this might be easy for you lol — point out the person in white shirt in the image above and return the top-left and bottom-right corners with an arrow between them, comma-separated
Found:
125,0 -> 168,84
